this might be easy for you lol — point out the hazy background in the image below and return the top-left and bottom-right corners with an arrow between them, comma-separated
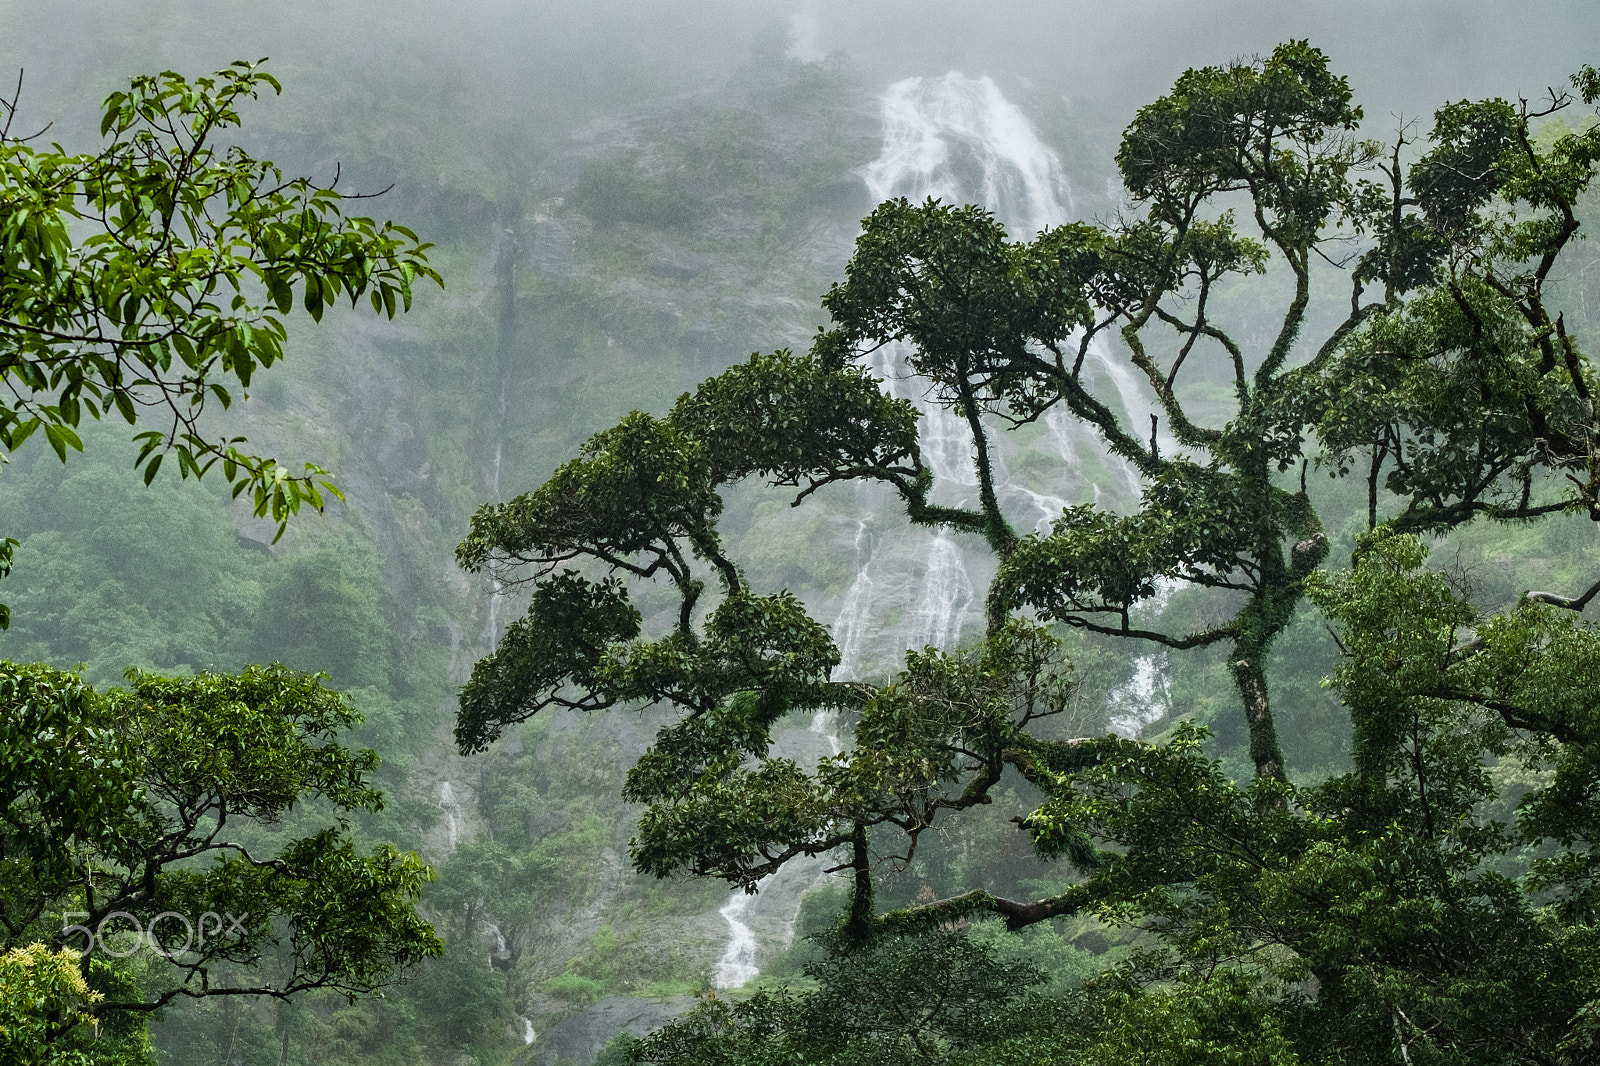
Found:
5,5 -> 1600,1064
6,1 -> 1599,138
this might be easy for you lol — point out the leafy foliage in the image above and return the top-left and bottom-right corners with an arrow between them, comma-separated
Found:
629,926 -> 1090,1066
0,60 -> 440,624
0,944 -> 102,1065
457,40 -> 1600,1064
0,661 -> 440,1056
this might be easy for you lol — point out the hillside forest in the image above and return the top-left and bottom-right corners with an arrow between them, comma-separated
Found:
6,3 -> 1600,1065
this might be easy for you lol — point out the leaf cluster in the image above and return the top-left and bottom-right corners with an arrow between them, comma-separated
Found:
628,926 -> 1087,1066
0,662 -> 440,1023
0,61 -> 441,563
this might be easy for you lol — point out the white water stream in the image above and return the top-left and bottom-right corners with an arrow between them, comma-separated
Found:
484,921 -> 508,970
713,892 -> 762,987
438,780 -> 464,851
714,72 -> 1174,987
485,223 -> 517,649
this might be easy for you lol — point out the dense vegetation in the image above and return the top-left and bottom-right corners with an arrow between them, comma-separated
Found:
461,43 -> 1600,1064
6,8 -> 1600,1065
0,64 -> 449,1064
1,27 -> 895,1065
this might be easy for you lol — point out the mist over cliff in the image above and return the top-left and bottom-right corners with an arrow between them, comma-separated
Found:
5,4 -> 1600,1062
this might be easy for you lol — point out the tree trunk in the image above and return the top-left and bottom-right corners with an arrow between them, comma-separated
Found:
845,822 -> 874,944
1232,657 -> 1285,782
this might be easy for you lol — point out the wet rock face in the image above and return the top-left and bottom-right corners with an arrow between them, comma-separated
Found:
524,996 -> 695,1066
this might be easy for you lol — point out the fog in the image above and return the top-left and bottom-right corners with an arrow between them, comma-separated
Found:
6,0 -> 1599,140
7,3 -> 1600,1063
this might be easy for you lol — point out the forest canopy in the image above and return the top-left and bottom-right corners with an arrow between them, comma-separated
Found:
459,42 -> 1600,1063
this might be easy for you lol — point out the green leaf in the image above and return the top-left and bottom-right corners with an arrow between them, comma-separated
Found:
40,422 -> 82,462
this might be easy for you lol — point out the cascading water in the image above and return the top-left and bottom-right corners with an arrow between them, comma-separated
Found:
485,440 -> 506,648
485,921 -> 509,970
855,73 -> 1177,732
712,71 -> 1171,987
864,73 -> 1075,240
438,780 -> 463,851
908,534 -> 973,651
1110,651 -> 1171,737
713,893 -> 762,988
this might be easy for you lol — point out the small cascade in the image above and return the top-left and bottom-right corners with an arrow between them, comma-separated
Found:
1109,652 -> 1171,738
521,1018 -> 536,1045
714,892 -> 761,988
810,708 -> 842,757
1044,403 -> 1143,507
484,921 -> 509,969
917,401 -> 981,491
1012,484 -> 1070,534
438,781 -> 463,851
1110,579 -> 1177,737
710,700 -> 845,990
1082,330 -> 1179,470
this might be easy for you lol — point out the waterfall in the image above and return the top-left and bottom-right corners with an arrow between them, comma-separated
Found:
864,73 -> 1074,239
438,780 -> 463,851
709,73 -> 1078,988
713,893 -> 761,988
709,71 -> 1173,986
836,72 -> 1080,672
846,72 -> 1178,669
485,218 -> 519,649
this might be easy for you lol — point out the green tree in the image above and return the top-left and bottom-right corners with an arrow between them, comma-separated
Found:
0,60 -> 440,625
0,935 -> 102,1064
0,662 -> 441,1062
1309,69 -> 1600,534
629,926 -> 1088,1066
247,543 -> 392,690
457,42 -> 1600,1062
